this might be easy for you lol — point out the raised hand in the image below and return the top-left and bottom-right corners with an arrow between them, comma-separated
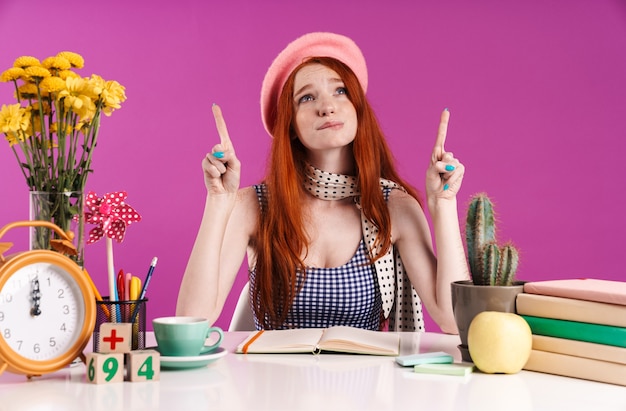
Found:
425,108 -> 464,199
202,104 -> 241,195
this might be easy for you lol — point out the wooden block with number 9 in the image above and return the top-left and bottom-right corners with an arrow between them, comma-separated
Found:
127,349 -> 160,382
85,352 -> 124,384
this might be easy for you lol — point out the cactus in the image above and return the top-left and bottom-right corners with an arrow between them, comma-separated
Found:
465,193 -> 519,286
498,243 -> 519,286
466,194 -> 496,278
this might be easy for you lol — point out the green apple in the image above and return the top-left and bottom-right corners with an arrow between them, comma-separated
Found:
467,311 -> 532,374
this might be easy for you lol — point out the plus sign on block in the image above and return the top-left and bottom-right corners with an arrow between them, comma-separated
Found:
98,323 -> 132,353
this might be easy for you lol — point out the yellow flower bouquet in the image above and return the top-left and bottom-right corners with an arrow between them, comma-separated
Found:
0,51 -> 126,265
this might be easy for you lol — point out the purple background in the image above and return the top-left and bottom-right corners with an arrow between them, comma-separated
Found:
1,0 -> 625,332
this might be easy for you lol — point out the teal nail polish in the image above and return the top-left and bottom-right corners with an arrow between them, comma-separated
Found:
444,107 -> 449,112
445,164 -> 455,172
443,184 -> 449,191
213,151 -> 224,159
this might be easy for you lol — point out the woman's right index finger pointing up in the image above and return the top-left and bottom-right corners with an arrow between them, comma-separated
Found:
431,108 -> 450,163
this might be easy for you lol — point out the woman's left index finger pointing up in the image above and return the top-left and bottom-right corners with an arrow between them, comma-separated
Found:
432,108 -> 450,163
212,103 -> 234,152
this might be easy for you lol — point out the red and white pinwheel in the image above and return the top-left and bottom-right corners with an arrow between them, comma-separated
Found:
85,191 -> 142,306
85,191 -> 141,244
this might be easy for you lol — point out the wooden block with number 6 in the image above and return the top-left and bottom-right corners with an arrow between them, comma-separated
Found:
85,352 -> 124,384
98,322 -> 132,353
127,349 -> 160,382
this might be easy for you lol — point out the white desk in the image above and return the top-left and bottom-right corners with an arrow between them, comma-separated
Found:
0,332 -> 624,411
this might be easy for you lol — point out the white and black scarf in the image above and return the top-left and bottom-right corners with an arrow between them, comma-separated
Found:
304,164 -> 424,331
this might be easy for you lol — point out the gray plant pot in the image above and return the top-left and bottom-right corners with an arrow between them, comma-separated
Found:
451,280 -> 525,362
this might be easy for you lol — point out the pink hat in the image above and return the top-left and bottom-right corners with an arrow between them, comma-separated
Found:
260,32 -> 368,136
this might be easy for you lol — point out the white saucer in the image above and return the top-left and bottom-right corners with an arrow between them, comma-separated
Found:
148,346 -> 228,370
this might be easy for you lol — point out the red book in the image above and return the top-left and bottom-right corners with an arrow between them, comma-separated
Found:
523,279 -> 626,306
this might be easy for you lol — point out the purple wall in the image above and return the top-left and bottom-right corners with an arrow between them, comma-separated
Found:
1,0 -> 625,332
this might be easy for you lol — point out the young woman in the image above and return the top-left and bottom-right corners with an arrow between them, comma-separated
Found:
176,32 -> 468,333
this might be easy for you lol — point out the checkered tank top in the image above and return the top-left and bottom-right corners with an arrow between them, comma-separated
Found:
249,184 -> 384,330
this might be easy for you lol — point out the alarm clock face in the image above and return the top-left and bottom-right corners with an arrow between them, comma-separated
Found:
0,262 -> 86,361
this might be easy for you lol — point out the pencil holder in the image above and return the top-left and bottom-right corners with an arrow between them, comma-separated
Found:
93,297 -> 148,352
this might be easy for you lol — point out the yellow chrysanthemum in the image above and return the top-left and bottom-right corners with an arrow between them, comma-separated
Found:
56,51 -> 84,69
30,101 -> 52,116
0,104 -> 31,145
2,49 -> 126,194
59,76 -> 87,95
101,80 -> 127,115
76,121 -> 88,132
1,67 -> 26,82
74,95 -> 96,121
58,77 -> 95,121
84,74 -> 104,100
27,106 -> 48,135
63,93 -> 83,110
58,69 -> 79,80
40,76 -> 66,93
13,56 -> 40,69
29,115 -> 42,134
5,133 -> 20,146
42,56 -> 71,71
24,66 -> 51,81
50,122 -> 73,135
17,83 -> 38,99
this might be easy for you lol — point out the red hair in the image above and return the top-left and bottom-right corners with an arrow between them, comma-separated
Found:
253,57 -> 421,328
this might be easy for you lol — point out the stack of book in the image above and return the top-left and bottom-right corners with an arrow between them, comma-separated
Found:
517,278 -> 626,386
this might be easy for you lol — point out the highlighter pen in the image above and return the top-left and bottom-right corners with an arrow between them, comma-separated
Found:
130,276 -> 141,301
130,257 -> 158,323
129,275 -> 141,340
124,272 -> 132,301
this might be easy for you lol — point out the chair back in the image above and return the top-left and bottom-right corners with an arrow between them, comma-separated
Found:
228,281 -> 256,331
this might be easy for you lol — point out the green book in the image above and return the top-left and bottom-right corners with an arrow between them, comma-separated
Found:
521,315 -> 626,348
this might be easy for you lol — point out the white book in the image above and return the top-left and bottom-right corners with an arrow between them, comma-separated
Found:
236,326 -> 400,356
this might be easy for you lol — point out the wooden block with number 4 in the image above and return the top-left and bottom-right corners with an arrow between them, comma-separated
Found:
127,349 -> 160,382
98,323 -> 132,353
85,352 -> 124,384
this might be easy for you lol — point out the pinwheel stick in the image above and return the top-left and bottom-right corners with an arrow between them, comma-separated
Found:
84,190 -> 142,323
106,236 -> 118,321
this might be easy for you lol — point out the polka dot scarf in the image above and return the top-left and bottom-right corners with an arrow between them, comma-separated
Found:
304,164 -> 424,331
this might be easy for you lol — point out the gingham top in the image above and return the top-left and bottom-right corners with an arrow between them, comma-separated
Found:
250,184 -> 383,330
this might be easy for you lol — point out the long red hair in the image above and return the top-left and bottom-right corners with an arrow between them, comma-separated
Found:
253,57 -> 421,328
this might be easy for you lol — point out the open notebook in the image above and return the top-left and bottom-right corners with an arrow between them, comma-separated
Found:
236,326 -> 400,356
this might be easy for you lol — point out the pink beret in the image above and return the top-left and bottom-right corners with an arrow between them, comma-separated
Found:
260,32 -> 368,136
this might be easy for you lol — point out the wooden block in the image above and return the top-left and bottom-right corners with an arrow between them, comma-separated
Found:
98,323 -> 132,353
85,352 -> 124,384
127,349 -> 160,382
